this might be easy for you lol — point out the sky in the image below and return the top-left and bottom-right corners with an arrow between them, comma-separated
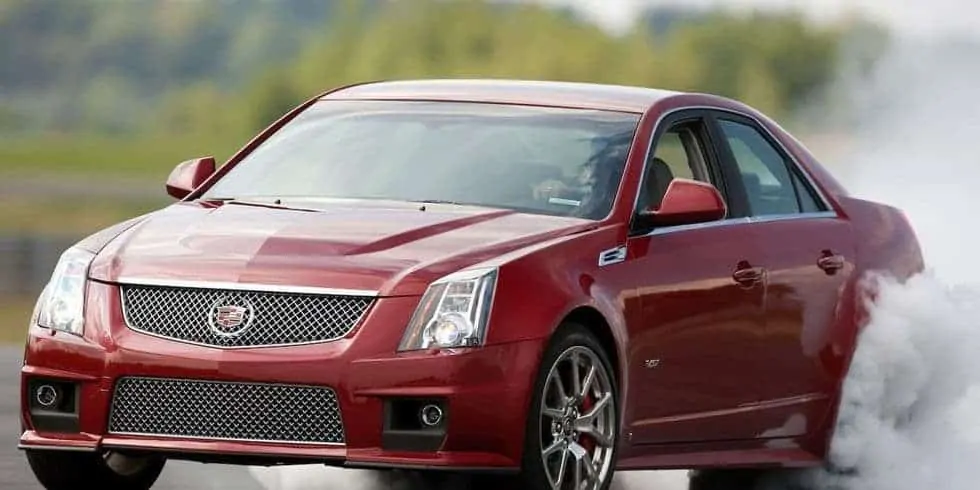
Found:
539,0 -> 980,37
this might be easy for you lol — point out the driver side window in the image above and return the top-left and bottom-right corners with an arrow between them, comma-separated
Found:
639,121 -> 711,211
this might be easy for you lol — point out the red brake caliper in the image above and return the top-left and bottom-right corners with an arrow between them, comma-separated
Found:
578,393 -> 596,454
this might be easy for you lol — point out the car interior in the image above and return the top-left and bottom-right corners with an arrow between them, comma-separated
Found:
639,125 -> 710,212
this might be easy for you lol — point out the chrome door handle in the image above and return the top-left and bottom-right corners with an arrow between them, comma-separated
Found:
817,251 -> 845,275
732,262 -> 764,287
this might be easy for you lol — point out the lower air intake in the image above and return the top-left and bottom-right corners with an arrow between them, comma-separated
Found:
108,377 -> 345,445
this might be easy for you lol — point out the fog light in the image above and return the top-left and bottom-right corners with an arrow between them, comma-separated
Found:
35,384 -> 60,408
419,404 -> 443,427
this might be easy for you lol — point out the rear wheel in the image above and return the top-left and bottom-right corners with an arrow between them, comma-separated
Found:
26,449 -> 166,490
521,323 -> 620,490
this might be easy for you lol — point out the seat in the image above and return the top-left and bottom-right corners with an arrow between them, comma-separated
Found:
741,171 -> 765,214
643,157 -> 675,210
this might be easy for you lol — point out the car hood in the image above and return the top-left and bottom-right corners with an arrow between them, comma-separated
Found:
89,199 -> 596,296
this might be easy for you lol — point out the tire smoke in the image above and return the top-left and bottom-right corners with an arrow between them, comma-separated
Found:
767,28 -> 980,490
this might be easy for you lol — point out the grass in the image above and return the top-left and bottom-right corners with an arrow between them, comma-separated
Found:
0,133 -> 242,180
0,133 -> 211,234
0,195 -> 163,235
0,297 -> 30,344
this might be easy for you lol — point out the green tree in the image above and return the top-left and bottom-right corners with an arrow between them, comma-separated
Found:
234,0 -> 853,131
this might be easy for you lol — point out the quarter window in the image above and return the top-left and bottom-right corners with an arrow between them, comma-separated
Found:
791,171 -> 823,213
717,119 -> 821,216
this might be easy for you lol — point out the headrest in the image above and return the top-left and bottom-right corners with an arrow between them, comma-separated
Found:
645,157 -> 675,209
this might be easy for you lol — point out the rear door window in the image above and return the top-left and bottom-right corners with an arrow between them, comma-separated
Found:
714,118 -> 826,217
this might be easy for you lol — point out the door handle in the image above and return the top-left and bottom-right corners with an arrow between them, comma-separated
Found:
817,251 -> 845,275
732,262 -> 765,287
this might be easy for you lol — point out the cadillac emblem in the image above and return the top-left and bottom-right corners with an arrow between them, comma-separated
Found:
208,298 -> 254,337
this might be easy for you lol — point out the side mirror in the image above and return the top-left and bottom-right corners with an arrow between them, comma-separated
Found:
637,178 -> 727,228
166,156 -> 216,200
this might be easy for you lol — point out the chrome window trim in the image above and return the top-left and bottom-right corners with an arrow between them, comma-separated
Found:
112,277 -> 378,298
638,211 -> 838,238
628,104 -> 836,221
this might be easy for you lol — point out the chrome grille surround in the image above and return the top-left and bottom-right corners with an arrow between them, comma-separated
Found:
108,377 -> 345,445
119,282 -> 374,349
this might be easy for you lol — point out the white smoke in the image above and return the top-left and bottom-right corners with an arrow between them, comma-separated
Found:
764,25 -> 980,490
250,5 -> 980,490
791,272 -> 980,490
249,467 -> 386,490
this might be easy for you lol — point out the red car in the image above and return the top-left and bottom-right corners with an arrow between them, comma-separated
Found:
19,79 -> 923,490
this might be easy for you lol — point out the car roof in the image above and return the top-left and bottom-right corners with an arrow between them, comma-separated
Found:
322,79 -> 685,113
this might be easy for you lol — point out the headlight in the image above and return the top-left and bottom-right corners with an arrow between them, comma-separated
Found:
36,247 -> 95,336
398,267 -> 498,351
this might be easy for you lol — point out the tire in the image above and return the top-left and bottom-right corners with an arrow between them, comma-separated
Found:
520,322 -> 621,490
409,470 -> 516,490
688,467 -> 848,490
687,468 -> 768,490
26,449 -> 166,490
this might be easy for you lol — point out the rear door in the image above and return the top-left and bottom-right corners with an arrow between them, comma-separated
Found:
708,112 -> 857,439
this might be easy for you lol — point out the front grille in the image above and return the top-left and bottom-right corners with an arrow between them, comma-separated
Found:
108,377 -> 345,444
120,284 -> 373,348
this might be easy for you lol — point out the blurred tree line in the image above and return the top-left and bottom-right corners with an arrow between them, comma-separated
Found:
0,0 -> 888,159
0,0 -> 353,132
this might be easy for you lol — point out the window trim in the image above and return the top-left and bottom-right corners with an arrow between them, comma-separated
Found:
644,210 -> 839,237
628,105 -> 838,239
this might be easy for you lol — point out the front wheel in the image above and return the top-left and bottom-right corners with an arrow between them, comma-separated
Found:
26,449 -> 166,490
522,323 -> 620,490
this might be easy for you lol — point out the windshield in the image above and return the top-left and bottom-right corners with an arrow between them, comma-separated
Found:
204,100 -> 641,220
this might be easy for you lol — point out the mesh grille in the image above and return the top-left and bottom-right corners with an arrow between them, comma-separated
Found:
120,284 -> 373,348
108,377 -> 345,444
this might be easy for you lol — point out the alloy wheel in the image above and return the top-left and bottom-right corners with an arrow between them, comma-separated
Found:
539,345 -> 617,490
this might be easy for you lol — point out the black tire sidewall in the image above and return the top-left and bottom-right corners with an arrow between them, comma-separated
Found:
26,449 -> 166,490
522,322 -> 620,490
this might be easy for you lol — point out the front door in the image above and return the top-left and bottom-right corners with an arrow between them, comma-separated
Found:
625,111 -> 772,444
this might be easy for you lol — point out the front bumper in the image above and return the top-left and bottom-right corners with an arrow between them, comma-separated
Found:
19,280 -> 545,471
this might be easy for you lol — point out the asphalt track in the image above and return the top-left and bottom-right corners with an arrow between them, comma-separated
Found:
0,346 -> 267,490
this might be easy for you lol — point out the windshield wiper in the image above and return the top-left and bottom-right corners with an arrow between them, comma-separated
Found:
409,199 -> 466,205
203,196 -> 292,207
206,196 -> 285,203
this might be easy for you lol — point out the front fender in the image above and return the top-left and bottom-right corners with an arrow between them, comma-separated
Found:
482,230 -> 630,386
